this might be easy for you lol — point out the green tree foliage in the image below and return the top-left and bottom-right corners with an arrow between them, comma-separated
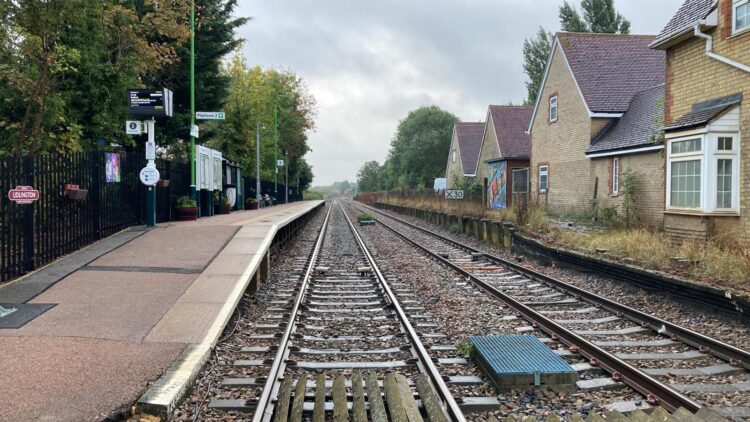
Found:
0,0 -> 192,155
156,0 -> 249,150
356,160 -> 383,192
560,0 -> 631,34
522,27 -> 554,105
382,106 -> 458,190
212,50 -> 317,192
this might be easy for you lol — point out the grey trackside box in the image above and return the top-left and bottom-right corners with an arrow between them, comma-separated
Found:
470,335 -> 578,393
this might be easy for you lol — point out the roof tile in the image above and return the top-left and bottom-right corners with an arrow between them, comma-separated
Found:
558,33 -> 665,113
651,0 -> 715,47
455,122 -> 485,175
489,105 -> 533,159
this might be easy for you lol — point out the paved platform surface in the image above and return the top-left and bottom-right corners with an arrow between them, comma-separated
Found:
0,201 -> 322,422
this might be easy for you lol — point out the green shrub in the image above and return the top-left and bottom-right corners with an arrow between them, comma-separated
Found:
177,195 -> 196,208
357,212 -> 374,222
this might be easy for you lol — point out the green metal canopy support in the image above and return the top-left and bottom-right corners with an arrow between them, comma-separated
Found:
189,0 -> 198,210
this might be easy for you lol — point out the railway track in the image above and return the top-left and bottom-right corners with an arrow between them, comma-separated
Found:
206,202 -> 467,421
353,202 -> 750,419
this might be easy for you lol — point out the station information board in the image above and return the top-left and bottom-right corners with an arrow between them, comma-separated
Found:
127,89 -> 173,117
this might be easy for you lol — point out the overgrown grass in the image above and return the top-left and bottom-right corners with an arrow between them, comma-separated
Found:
554,229 -> 750,284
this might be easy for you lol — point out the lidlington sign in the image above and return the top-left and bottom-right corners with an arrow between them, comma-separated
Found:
8,186 -> 40,204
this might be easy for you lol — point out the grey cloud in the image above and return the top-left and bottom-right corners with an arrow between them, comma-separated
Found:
236,0 -> 684,185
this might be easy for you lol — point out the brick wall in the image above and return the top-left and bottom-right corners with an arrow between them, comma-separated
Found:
591,152 -> 665,227
445,130 -> 465,188
665,0 -> 750,242
530,43 -> 604,215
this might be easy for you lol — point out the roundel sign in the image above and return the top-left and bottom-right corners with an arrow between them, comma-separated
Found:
8,186 -> 40,204
139,166 -> 160,186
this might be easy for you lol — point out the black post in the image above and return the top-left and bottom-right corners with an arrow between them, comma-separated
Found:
91,152 -> 102,239
23,155 -> 35,272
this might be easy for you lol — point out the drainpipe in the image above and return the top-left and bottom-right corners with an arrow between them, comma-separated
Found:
694,24 -> 750,73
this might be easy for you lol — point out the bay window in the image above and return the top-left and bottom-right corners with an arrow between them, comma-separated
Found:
666,133 -> 740,213
735,0 -> 750,34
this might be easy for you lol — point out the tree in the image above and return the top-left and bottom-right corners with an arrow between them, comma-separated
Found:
356,161 -> 382,192
381,106 -> 457,190
560,0 -> 631,34
522,27 -> 553,105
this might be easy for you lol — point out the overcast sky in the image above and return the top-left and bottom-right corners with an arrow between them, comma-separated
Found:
235,0 -> 684,186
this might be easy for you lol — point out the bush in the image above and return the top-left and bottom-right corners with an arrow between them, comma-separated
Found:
528,208 -> 547,230
177,195 -> 196,208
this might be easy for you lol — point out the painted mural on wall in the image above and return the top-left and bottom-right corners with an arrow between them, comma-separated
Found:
487,161 -> 507,208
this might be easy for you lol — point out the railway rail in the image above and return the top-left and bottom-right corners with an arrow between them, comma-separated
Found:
353,201 -> 750,419
205,202 -> 467,421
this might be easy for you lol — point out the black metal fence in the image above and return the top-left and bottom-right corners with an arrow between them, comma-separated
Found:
1,151 -> 301,282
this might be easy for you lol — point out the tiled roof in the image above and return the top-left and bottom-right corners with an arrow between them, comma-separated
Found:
455,122 -> 485,175
651,0 -> 715,47
558,33 -> 665,113
489,105 -> 533,159
665,93 -> 742,131
587,85 -> 664,154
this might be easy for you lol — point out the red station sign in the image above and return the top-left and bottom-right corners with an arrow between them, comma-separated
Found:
7,186 -> 40,204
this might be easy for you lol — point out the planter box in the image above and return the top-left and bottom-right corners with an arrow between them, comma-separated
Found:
175,207 -> 198,221
67,189 -> 88,200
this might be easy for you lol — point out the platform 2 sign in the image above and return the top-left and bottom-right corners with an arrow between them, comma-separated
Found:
445,190 -> 464,200
127,88 -> 173,117
8,186 -> 40,204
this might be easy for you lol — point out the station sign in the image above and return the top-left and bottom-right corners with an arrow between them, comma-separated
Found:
277,159 -> 284,167
127,88 -> 173,117
445,189 -> 464,200
196,111 -> 225,120
125,120 -> 142,135
8,186 -> 40,204
139,166 -> 160,186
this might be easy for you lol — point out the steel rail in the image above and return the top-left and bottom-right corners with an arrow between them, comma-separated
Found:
358,203 -> 750,370
253,203 -> 333,422
353,202 -> 703,412
339,201 -> 467,422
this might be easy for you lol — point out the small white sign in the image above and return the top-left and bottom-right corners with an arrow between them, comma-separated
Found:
196,111 -> 225,120
445,189 -> 464,200
145,141 -> 156,160
126,121 -> 142,135
190,124 -> 199,138
277,159 -> 284,167
139,166 -> 160,186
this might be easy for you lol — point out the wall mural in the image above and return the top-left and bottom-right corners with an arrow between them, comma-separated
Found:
487,161 -> 507,209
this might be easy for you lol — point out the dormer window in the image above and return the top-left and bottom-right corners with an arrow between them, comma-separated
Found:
735,0 -> 750,34
549,96 -> 558,123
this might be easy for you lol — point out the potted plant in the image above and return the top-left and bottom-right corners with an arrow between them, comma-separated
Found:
221,196 -> 231,214
246,198 -> 259,210
175,195 -> 198,221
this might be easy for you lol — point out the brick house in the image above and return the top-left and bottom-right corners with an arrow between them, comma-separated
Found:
475,105 -> 532,208
650,0 -> 750,242
445,122 -> 484,189
528,33 -> 666,226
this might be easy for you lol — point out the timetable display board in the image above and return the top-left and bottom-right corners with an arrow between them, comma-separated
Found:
127,88 -> 173,117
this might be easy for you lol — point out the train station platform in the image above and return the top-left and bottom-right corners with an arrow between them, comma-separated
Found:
0,200 -> 323,422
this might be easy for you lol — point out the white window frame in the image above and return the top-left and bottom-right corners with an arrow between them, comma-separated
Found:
612,157 -> 620,195
539,165 -> 549,193
549,96 -> 558,123
666,132 -> 740,214
734,0 -> 750,35
452,150 -> 457,163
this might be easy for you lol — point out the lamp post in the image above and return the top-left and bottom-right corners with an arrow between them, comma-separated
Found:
256,123 -> 263,204
189,0 -> 197,205
284,149 -> 289,204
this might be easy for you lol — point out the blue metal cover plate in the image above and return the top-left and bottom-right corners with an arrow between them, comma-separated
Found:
470,335 -> 575,375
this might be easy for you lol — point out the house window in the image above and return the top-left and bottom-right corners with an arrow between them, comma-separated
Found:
452,150 -> 457,163
549,96 -> 558,123
539,165 -> 549,192
735,0 -> 750,34
612,158 -> 620,195
666,134 -> 740,213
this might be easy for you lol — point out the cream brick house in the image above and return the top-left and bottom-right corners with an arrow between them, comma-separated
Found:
651,0 -> 750,242
445,122 -> 484,189
528,33 -> 666,226
475,105 -> 532,209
